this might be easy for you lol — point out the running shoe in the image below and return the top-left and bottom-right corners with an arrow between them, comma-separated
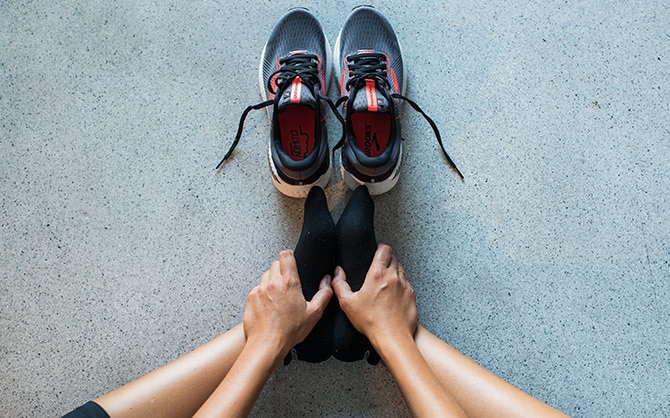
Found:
334,6 -> 463,195
216,8 -> 344,198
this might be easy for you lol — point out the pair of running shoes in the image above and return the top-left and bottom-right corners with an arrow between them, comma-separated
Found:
216,6 -> 463,197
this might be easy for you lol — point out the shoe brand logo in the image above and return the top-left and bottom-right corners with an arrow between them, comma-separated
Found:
290,126 -> 310,159
290,77 -> 302,103
365,79 -> 378,112
364,124 -> 381,156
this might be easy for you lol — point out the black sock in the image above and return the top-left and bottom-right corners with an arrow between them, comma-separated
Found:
288,186 -> 336,363
332,186 -> 381,364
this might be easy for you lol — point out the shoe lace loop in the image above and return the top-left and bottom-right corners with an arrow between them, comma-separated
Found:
267,53 -> 320,95
333,52 -> 464,180
344,52 -> 391,92
216,53 -> 345,170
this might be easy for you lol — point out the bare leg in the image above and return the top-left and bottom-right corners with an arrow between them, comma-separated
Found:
414,324 -> 568,417
95,324 -> 245,418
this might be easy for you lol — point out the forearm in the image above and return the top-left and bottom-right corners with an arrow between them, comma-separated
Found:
192,250 -> 331,417
415,325 -> 568,418
194,338 -> 284,418
96,324 -> 246,418
373,331 -> 466,418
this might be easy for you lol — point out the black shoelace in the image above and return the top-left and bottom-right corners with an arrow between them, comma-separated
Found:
334,52 -> 464,180
216,53 -> 344,170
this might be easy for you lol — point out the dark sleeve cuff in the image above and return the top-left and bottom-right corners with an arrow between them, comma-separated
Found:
62,401 -> 110,418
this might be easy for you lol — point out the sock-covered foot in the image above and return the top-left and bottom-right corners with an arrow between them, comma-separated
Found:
332,186 -> 381,364
288,186 -> 337,363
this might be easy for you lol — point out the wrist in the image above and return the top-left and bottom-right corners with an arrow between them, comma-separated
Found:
245,334 -> 290,367
368,327 -> 415,355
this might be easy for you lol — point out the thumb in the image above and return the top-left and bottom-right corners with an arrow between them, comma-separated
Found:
331,266 -> 353,299
306,275 -> 333,318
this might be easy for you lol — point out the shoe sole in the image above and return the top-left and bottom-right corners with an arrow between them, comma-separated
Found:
333,6 -> 408,195
259,9 -> 333,198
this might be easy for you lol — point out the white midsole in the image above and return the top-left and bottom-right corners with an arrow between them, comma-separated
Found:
268,143 -> 331,198
341,145 -> 402,195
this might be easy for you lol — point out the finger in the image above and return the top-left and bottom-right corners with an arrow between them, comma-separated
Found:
259,268 -> 272,286
278,250 -> 299,283
306,276 -> 333,318
319,274 -> 333,291
389,255 -> 399,272
331,266 -> 352,299
266,259 -> 280,284
397,262 -> 407,279
372,244 -> 393,268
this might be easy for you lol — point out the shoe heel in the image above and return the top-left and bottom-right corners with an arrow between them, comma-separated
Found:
269,144 -> 332,198
340,144 -> 402,195
271,166 -> 331,198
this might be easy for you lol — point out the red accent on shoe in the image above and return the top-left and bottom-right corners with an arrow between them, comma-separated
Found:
279,106 -> 316,161
351,112 -> 390,158
365,79 -> 378,112
290,77 -> 303,103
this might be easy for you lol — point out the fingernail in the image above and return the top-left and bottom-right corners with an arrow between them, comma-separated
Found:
335,266 -> 343,276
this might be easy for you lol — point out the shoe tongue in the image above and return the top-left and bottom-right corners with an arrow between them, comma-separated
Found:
278,76 -> 317,111
351,79 -> 390,113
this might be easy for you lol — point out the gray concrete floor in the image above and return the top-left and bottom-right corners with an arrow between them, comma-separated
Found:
2,0 -> 669,416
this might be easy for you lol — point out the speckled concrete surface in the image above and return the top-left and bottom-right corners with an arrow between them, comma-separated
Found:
1,1 -> 669,416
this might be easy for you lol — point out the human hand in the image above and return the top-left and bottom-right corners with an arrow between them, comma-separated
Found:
243,250 -> 333,360
332,244 -> 418,348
